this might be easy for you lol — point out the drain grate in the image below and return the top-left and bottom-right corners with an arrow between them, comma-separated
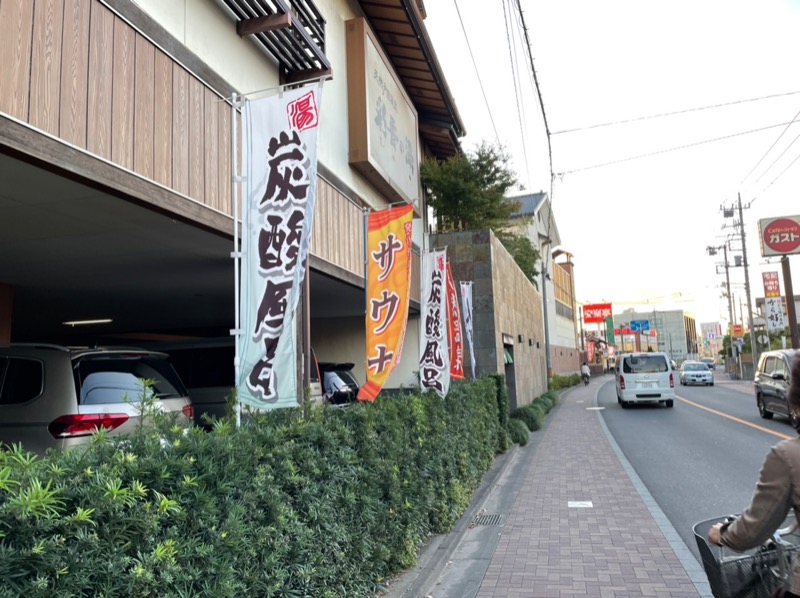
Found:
472,513 -> 503,526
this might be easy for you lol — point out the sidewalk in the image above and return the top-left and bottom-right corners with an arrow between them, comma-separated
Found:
383,376 -> 711,598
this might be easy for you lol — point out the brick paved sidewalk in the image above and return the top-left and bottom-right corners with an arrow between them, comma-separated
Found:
424,377 -> 711,598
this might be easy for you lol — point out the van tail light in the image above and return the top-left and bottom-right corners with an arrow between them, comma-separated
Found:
182,405 -> 194,420
670,373 -> 674,388
619,375 -> 625,390
48,413 -> 129,439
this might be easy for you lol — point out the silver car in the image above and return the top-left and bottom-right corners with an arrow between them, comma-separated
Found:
679,361 -> 714,386
0,344 -> 193,454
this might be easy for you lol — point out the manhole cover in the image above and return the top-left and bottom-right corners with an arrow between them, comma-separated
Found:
472,514 -> 503,526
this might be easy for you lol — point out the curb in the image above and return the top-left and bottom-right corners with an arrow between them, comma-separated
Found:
378,387 -> 570,598
377,445 -> 519,598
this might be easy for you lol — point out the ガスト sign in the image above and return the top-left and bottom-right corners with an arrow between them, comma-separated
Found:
759,216 -> 800,257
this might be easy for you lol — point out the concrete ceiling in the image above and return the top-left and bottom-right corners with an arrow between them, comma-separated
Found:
0,152 -> 363,345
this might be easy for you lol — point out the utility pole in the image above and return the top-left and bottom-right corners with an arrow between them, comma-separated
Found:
708,242 -> 737,374
737,193 -> 759,374
541,266 -> 552,379
782,255 -> 800,348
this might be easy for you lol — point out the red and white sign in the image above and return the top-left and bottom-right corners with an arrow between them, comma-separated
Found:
762,271 -> 781,298
759,216 -> 800,257
583,303 -> 612,324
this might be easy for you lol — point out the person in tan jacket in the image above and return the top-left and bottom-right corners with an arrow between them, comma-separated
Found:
708,354 -> 800,597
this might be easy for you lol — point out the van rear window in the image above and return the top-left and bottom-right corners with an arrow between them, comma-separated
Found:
622,355 -> 668,374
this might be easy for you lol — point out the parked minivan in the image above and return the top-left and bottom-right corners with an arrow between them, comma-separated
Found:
0,344 -> 193,454
754,349 -> 799,428
615,352 -> 675,408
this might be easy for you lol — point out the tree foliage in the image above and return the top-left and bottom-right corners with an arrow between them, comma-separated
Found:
421,142 -> 540,284
421,142 -> 521,233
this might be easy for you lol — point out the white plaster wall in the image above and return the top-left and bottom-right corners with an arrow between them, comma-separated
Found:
553,315 -> 577,349
131,0 -> 408,210
311,314 -> 421,391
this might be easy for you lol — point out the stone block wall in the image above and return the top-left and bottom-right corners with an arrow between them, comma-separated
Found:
431,230 -> 547,410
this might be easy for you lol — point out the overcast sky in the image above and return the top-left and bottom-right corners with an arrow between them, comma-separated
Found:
424,0 -> 800,327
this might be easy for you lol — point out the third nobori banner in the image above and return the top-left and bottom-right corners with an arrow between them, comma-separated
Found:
583,303 -> 612,324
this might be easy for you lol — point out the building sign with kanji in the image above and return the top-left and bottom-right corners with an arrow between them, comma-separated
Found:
583,303 -> 612,324
346,18 -> 419,204
762,271 -> 781,298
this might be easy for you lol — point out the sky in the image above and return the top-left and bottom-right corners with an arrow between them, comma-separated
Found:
423,0 -> 800,327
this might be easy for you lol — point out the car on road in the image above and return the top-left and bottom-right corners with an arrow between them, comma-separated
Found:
754,349 -> 799,427
615,352 -> 675,408
700,357 -> 715,370
0,344 -> 193,454
679,360 -> 714,386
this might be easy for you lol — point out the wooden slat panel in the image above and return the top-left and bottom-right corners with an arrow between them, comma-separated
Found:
187,76 -> 205,200
153,49 -> 173,187
218,100 -> 232,216
87,2 -> 113,159
111,16 -> 135,169
203,87 -> 219,210
0,0 -> 34,119
29,0 -> 64,135
171,65 -> 190,195
311,180 -> 364,278
133,34 -> 155,178
59,0 -> 90,147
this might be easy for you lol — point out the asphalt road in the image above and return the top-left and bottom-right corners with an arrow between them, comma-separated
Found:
597,371 -> 797,561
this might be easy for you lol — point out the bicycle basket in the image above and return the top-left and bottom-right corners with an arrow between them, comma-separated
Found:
693,516 -> 800,598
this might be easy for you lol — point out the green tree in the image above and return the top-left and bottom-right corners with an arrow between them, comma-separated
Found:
421,142 -> 540,284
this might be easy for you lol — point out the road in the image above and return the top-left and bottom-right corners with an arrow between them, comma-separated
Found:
597,370 -> 796,560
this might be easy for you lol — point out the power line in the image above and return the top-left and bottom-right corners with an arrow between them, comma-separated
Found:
452,0 -> 500,144
739,105 -> 800,185
551,90 -> 800,136
754,130 -> 800,183
558,118 -> 800,176
502,0 -> 531,188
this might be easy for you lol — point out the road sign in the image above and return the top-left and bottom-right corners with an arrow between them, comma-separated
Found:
758,334 -> 769,345
630,319 -> 650,332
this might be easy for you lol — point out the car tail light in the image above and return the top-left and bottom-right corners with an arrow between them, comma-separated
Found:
670,372 -> 674,388
182,405 -> 194,420
48,413 -> 129,439
619,375 -> 625,390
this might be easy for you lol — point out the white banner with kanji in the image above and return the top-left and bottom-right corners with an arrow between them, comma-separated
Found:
419,249 -> 450,397
765,297 -> 786,331
460,281 -> 476,380
238,83 -> 322,409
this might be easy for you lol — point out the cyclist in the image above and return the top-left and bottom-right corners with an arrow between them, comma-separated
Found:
708,354 -> 800,597
580,361 -> 590,385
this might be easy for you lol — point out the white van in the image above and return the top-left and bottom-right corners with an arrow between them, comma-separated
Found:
615,352 -> 675,408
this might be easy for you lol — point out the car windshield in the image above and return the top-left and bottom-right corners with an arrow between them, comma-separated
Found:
622,356 -> 668,374
685,363 -> 706,371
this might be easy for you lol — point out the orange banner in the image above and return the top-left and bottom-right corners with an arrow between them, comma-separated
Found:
357,204 -> 414,402
446,262 -> 465,379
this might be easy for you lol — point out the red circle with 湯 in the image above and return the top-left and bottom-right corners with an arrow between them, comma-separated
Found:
762,218 -> 800,254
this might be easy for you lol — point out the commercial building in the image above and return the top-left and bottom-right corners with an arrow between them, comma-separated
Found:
0,0 -> 551,401
613,308 -> 699,362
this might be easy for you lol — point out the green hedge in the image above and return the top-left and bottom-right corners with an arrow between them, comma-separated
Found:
549,373 -> 581,390
0,377 -> 504,597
